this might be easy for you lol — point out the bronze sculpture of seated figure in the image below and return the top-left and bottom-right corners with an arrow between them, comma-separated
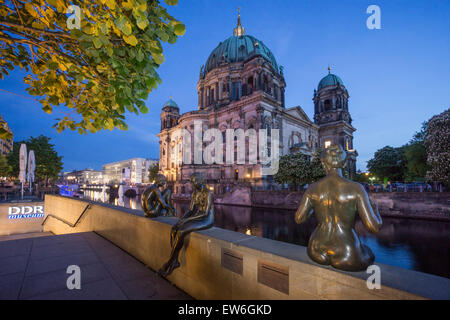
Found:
295,144 -> 382,271
141,174 -> 176,217
158,173 -> 214,277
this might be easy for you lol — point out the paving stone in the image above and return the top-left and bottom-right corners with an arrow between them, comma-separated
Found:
26,251 -> 100,276
28,278 -> 128,300
32,233 -> 86,248
0,254 -> 29,276
0,239 -> 32,258
101,253 -> 152,282
20,262 -> 110,299
29,241 -> 92,261
0,272 -> 24,300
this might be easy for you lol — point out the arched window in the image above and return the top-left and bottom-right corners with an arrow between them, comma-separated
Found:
324,99 -> 331,111
263,75 -> 269,93
247,77 -> 254,94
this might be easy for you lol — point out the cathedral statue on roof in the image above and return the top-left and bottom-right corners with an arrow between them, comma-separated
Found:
158,12 -> 357,195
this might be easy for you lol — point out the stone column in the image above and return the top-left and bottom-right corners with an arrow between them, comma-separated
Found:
215,82 -> 219,101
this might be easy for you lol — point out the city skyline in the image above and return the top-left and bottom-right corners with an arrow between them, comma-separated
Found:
0,0 -> 449,171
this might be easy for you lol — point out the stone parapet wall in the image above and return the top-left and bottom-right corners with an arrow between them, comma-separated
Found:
42,195 -> 450,300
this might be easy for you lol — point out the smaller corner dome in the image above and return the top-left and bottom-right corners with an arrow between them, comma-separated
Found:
318,73 -> 344,90
162,98 -> 179,110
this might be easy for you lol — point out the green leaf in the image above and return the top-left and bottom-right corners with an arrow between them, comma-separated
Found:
106,0 -> 116,10
123,35 -> 138,46
93,37 -> 102,49
137,17 -> 149,30
164,0 -> 179,5
152,53 -> 165,65
174,23 -> 186,36
156,29 -> 169,42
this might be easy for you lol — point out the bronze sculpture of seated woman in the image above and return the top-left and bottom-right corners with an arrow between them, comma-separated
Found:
141,174 -> 176,217
158,173 -> 214,277
295,144 -> 382,271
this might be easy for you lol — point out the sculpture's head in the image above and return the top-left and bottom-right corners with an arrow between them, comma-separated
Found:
154,174 -> 167,187
321,144 -> 348,173
190,173 -> 205,190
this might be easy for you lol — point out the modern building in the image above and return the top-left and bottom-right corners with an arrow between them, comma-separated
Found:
102,158 -> 158,185
158,14 -> 357,193
63,169 -> 103,185
0,114 -> 13,156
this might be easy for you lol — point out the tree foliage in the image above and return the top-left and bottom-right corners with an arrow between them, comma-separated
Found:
0,0 -> 185,138
403,122 -> 428,181
7,135 -> 63,184
148,161 -> 158,182
274,151 -> 325,188
424,108 -> 450,184
367,146 -> 407,182
0,154 -> 11,176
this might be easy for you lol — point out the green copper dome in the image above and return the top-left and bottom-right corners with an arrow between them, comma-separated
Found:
203,34 -> 280,76
162,98 -> 179,109
318,73 -> 344,90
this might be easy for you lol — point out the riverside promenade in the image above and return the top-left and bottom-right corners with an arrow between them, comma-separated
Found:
0,232 -> 191,300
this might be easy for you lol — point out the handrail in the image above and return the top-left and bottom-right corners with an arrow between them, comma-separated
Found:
42,203 -> 92,227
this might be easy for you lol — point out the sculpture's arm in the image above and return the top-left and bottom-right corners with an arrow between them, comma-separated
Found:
155,189 -> 171,210
180,191 -> 213,223
356,185 -> 382,233
189,192 -> 196,211
295,191 -> 314,224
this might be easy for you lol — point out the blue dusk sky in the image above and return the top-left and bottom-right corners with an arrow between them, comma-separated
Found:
0,0 -> 449,171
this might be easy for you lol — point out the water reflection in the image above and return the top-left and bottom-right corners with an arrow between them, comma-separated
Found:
173,201 -> 450,278
84,191 -> 450,278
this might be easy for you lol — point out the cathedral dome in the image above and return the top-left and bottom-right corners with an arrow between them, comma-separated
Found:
203,13 -> 279,76
318,73 -> 344,90
162,98 -> 179,111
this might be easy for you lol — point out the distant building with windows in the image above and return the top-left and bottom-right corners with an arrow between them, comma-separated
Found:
0,114 -> 13,156
102,158 -> 158,185
63,169 -> 103,185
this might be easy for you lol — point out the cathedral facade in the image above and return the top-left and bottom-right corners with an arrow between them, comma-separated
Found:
158,15 -> 356,194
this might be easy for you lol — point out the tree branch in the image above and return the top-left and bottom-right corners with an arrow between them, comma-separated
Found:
0,20 -> 72,39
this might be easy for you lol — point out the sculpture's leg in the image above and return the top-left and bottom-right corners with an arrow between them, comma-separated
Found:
158,216 -> 213,277
162,189 -> 175,216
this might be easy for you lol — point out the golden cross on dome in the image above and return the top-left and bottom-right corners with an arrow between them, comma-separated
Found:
328,65 -> 331,74
234,7 -> 245,36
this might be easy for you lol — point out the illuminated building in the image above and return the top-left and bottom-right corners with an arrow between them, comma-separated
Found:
102,158 -> 158,185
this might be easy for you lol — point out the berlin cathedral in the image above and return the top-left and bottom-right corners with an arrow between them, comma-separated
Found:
158,13 -> 357,194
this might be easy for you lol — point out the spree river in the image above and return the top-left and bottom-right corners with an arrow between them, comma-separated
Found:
85,191 -> 450,279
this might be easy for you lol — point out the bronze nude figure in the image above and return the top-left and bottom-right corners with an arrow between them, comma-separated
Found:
158,173 -> 214,277
295,144 -> 382,271
141,174 -> 176,217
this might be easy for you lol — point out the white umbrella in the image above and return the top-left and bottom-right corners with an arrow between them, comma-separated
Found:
27,150 -> 36,193
19,144 -> 27,183
19,144 -> 27,199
